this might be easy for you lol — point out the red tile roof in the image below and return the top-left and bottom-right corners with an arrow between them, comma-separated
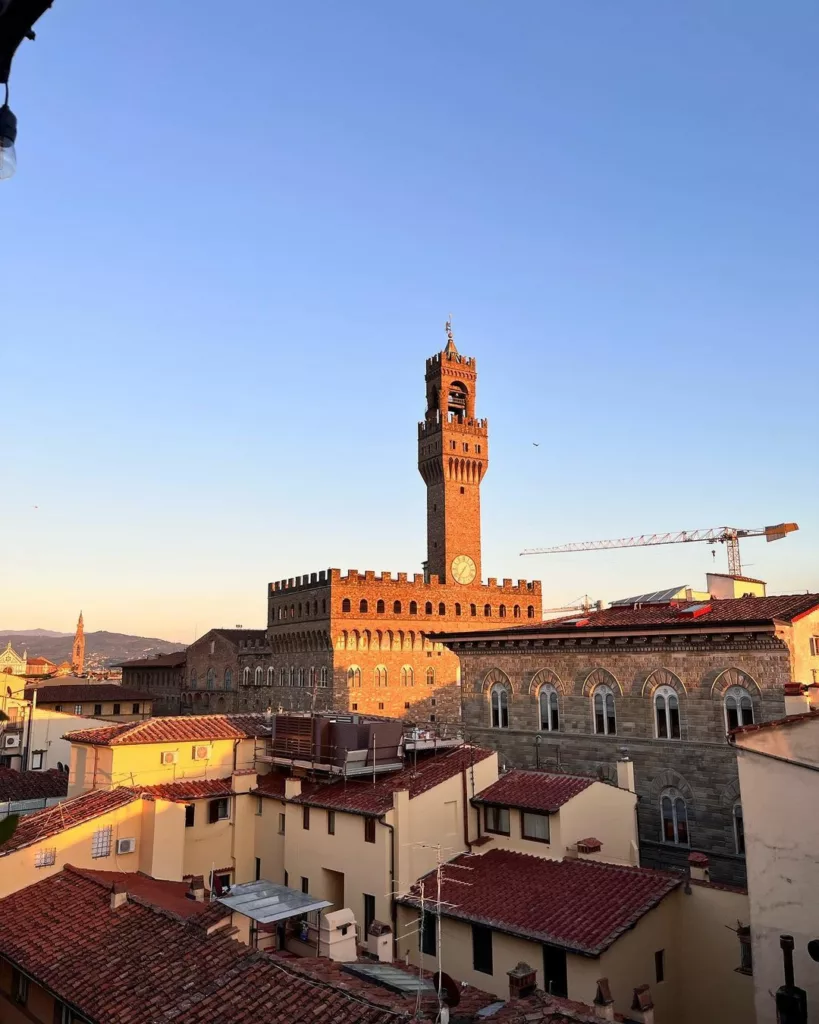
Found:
65,712 -> 275,746
256,771 -> 288,798
137,777 -> 235,802
69,868 -> 222,921
0,768 -> 68,802
0,788 -> 139,856
26,683 -> 153,703
472,770 -> 594,812
0,867 -> 408,1024
436,593 -> 819,640
292,746 -> 495,816
729,708 -> 819,739
26,657 -> 56,667
398,849 -> 681,955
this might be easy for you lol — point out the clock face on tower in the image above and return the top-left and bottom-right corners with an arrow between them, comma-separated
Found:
451,554 -> 477,585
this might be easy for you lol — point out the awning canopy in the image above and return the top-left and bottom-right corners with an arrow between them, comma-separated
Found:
216,880 -> 332,924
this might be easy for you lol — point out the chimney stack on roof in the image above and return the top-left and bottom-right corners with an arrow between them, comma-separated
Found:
507,962 -> 537,1000
110,881 -> 128,911
629,984 -> 655,1024
688,851 -> 709,883
187,876 -> 205,902
593,978 -> 615,1020
616,753 -> 635,793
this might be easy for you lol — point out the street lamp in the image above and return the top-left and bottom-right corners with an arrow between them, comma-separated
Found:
0,84 -> 17,179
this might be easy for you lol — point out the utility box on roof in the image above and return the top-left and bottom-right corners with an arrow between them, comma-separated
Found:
368,919 -> 393,963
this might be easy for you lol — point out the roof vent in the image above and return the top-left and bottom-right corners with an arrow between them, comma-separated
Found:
676,603 -> 712,619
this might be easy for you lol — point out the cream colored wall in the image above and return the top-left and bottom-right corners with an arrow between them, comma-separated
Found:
737,738 -> 819,1024
784,608 -> 819,685
28,709 -> 110,772
475,804 -> 563,858
139,798 -> 186,880
255,795 -> 286,883
68,743 -> 114,797
738,716 -> 819,766
0,798 -> 157,899
182,797 -> 235,881
282,800 -> 392,940
39,699 -> 151,721
558,783 -> 638,865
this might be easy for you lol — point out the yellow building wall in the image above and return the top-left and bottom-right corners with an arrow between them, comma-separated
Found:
558,783 -> 639,866
254,794 -> 286,884
0,798 -> 177,899
39,699 -> 151,721
474,804 -> 564,858
139,799 -> 186,880
778,608 -> 819,686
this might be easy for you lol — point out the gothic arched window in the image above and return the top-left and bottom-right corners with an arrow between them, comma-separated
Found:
206,669 -> 215,690
661,789 -> 689,845
454,603 -> 462,616
409,601 -> 418,615
401,665 -> 414,687
499,605 -> 506,618
725,686 -> 754,731
490,685 -> 509,729
298,667 -> 305,687
241,667 -> 250,687
484,604 -> 492,617
425,602 -> 433,615
376,600 -> 385,614
593,685 -> 616,735
438,602 -> 446,616
289,666 -> 295,687
266,667 -> 274,687
375,665 -> 388,688
539,686 -> 559,732
341,598 -> 351,613
190,670 -> 198,689
394,601 -> 402,614
359,599 -> 368,614
279,667 -> 285,687
655,686 -> 681,739
347,666 -> 361,688
527,606 -> 535,619
224,669 -> 232,690
426,667 -> 435,686
254,666 -> 262,686
319,666 -> 328,687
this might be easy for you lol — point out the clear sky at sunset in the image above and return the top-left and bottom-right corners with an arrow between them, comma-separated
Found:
3,2 -> 818,642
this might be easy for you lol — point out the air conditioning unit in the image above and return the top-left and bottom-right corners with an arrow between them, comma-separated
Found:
3,734 -> 21,749
192,745 -> 212,761
160,751 -> 178,765
116,837 -> 137,855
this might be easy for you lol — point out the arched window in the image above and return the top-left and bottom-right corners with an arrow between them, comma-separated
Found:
224,669 -> 232,690
725,687 -> 754,731
661,789 -> 689,845
309,666 -> 316,688
254,666 -> 262,686
455,603 -> 462,616
593,685 -> 616,735
426,667 -> 435,686
240,667 -> 248,686
206,668 -> 214,690
322,599 -> 327,614
341,598 -> 351,613
490,685 -> 509,729
484,604 -> 492,617
347,666 -> 361,688
470,604 -> 477,617
375,665 -> 388,688
359,599 -> 369,613
298,667 -> 305,687
190,670 -> 198,689
733,802 -> 745,854
401,665 -> 414,687
376,600 -> 385,614
513,605 -> 521,619
393,600 -> 402,614
499,605 -> 506,618
527,605 -> 535,619
438,602 -> 446,616
319,667 -> 328,687
289,666 -> 295,687
298,603 -> 302,618
266,667 -> 274,687
655,686 -> 681,739
425,602 -> 433,615
313,600 -> 318,615
539,686 -> 559,732
290,605 -> 295,618
409,601 -> 418,615
279,667 -> 285,687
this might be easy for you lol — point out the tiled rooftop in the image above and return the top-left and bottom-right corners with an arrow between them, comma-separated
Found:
0,867 -> 411,1024
137,777 -> 235,802
0,768 -> 68,803
65,712 -> 275,746
398,848 -> 681,955
729,708 -> 819,739
255,771 -> 288,798
69,868 -> 222,922
0,788 -> 139,856
27,683 -> 153,703
472,770 -> 594,812
435,593 -> 819,640
291,746 -> 495,816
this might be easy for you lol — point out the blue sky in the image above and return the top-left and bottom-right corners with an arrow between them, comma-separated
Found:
3,1 -> 818,641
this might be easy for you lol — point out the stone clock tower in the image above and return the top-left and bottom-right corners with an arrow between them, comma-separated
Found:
418,321 -> 488,584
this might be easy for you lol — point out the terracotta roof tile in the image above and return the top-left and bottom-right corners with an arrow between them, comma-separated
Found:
68,868 -> 221,921
292,746 -> 495,815
255,771 -> 288,798
27,683 -> 153,703
0,868 -> 409,1024
398,849 -> 681,955
0,768 -> 68,802
473,770 -> 594,812
138,778 -> 235,802
0,788 -> 139,856
65,712 -> 274,746
729,708 -> 819,738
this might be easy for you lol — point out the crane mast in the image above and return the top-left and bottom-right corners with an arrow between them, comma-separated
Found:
521,524 -> 798,576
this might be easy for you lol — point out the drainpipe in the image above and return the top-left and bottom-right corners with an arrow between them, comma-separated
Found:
379,816 -> 398,956
461,769 -> 470,846
22,689 -> 36,771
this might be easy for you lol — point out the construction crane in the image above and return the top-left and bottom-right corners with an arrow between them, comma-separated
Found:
542,595 -> 603,616
521,523 -> 799,577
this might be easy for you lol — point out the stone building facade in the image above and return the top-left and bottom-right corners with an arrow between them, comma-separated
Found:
121,651 -> 187,715
445,593 -> 819,885
180,629 -> 266,715
233,325 -> 541,720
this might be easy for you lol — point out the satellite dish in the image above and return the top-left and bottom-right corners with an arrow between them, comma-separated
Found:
433,972 -> 461,1008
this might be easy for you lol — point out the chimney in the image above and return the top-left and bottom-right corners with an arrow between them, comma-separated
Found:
616,755 -> 635,792
507,962 -> 537,1000
576,837 -> 603,859
285,777 -> 302,800
629,984 -> 654,1024
110,881 -> 128,910
776,934 -> 808,1024
688,851 -> 709,883
593,978 -> 615,1020
784,683 -> 812,717
187,875 -> 205,902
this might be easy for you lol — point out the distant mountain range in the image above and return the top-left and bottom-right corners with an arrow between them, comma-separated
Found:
0,631 -> 187,668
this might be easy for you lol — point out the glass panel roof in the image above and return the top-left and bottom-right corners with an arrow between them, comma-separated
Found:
216,880 -> 332,923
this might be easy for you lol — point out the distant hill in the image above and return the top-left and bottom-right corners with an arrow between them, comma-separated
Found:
0,631 -> 187,669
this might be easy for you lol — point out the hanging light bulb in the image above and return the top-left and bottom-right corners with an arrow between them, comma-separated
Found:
0,88 -> 17,181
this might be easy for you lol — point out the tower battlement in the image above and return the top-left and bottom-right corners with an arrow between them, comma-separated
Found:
270,569 -> 540,596
425,351 -> 476,372
418,414 -> 488,439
